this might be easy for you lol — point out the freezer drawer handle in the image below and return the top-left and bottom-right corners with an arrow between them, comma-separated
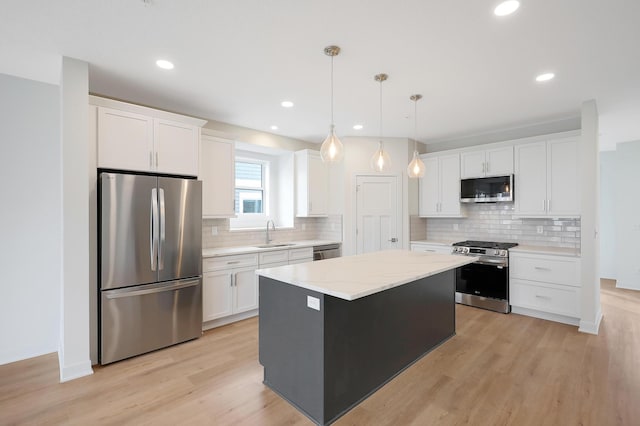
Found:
105,279 -> 200,299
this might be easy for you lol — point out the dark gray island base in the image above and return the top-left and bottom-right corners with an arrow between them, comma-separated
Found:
258,269 -> 455,425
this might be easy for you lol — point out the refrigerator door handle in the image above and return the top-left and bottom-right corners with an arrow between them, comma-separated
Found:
104,279 -> 200,299
150,188 -> 159,271
158,187 -> 166,271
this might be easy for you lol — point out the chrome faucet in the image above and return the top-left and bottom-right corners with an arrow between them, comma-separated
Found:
265,220 -> 276,244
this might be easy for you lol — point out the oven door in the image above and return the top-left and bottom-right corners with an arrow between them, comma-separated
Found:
456,261 -> 508,300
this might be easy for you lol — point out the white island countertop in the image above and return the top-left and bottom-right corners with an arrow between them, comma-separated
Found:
256,250 -> 477,301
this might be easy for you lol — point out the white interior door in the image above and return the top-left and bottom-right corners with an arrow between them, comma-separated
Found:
356,175 -> 400,254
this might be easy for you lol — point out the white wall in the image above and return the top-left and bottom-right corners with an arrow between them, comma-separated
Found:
615,140 -> 640,290
0,73 -> 61,365
599,151 -> 616,279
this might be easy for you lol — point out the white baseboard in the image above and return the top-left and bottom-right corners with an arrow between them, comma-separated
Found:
615,280 -> 640,291
58,357 -> 93,383
511,306 -> 580,327
202,309 -> 258,331
579,309 -> 603,335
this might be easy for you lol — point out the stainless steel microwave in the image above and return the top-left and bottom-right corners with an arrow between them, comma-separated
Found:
460,175 -> 514,203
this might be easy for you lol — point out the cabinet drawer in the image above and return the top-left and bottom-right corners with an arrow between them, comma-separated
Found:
289,247 -> 313,261
259,250 -> 289,265
204,254 -> 258,272
510,279 -> 580,318
410,243 -> 451,254
510,254 -> 580,286
289,258 -> 313,265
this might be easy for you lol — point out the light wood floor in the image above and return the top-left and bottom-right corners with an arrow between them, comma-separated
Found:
1,279 -> 638,425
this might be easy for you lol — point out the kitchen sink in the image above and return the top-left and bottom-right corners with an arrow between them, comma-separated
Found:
254,243 -> 296,248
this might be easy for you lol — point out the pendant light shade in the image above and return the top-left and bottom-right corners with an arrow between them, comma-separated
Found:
371,73 -> 391,172
320,46 -> 344,163
407,94 -> 426,178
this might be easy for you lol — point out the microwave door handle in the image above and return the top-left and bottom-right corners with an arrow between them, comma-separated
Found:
150,188 -> 158,272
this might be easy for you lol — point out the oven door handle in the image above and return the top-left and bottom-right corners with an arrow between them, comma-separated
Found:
474,259 -> 507,267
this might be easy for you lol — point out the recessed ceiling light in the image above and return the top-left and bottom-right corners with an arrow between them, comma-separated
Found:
156,59 -> 174,70
494,1 -> 520,16
536,72 -> 555,82
281,101 -> 294,108
353,124 -> 364,130
270,125 -> 278,130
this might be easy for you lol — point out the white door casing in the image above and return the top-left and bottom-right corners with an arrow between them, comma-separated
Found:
355,175 -> 400,254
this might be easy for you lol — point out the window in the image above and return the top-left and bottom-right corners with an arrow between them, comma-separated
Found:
235,161 -> 265,215
229,147 -> 294,230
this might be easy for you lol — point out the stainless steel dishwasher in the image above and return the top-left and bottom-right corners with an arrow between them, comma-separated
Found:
313,243 -> 342,261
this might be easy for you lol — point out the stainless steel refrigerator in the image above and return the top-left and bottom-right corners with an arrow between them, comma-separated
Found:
99,172 -> 202,364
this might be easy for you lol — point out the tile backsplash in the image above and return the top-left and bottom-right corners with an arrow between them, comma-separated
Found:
203,215 -> 343,249
417,203 -> 580,249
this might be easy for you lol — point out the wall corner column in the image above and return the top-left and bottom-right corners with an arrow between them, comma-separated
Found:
59,57 -> 93,381
578,99 -> 602,334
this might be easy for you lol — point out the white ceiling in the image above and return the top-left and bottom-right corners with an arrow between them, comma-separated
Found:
2,0 -> 639,150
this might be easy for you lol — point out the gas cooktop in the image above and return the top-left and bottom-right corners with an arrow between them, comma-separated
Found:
452,240 -> 519,250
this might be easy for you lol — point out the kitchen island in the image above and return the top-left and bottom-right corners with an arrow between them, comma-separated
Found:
257,250 -> 476,425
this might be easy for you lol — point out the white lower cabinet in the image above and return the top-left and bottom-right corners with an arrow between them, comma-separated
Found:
509,252 -> 581,324
203,246 -> 314,325
203,254 -> 259,322
410,243 -> 451,254
288,247 -> 313,264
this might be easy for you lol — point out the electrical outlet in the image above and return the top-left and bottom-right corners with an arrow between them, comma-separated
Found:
307,296 -> 320,311
453,223 -> 459,231
302,223 -> 306,231
211,226 -> 218,236
536,226 -> 543,234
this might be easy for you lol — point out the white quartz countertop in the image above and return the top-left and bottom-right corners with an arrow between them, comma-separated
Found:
510,245 -> 581,257
202,240 -> 341,258
256,249 -> 477,301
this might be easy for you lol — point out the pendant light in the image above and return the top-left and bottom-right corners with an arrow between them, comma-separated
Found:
371,73 -> 391,172
320,45 -> 344,163
407,94 -> 426,178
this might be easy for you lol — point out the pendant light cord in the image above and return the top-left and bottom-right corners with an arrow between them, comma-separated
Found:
379,79 -> 383,144
414,98 -> 418,152
330,54 -> 334,126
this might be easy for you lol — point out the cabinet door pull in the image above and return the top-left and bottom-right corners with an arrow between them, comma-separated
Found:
230,274 -> 235,287
547,199 -> 551,212
535,294 -> 551,299
155,152 -> 159,168
534,266 -> 551,271
226,260 -> 240,265
542,199 -> 546,211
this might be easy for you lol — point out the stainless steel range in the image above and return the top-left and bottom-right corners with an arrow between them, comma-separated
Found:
451,240 -> 518,314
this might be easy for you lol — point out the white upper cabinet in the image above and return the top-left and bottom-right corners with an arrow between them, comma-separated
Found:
547,138 -> 580,217
92,96 -> 206,176
97,108 -> 154,172
199,135 -> 235,218
460,146 -> 513,178
295,150 -> 328,217
153,119 -> 199,176
514,136 -> 579,217
419,153 -> 463,217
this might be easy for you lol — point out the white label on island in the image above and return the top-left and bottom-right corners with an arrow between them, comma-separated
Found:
307,295 -> 320,311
